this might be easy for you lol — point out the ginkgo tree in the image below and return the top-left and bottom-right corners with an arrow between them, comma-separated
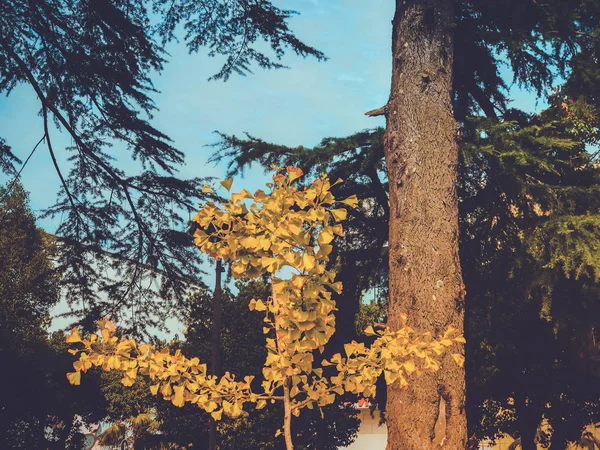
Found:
66,167 -> 465,450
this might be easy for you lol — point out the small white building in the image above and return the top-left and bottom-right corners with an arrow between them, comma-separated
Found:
342,400 -> 387,450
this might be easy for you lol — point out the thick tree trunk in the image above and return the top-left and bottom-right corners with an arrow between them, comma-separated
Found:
383,1 -> 466,449
208,260 -> 223,450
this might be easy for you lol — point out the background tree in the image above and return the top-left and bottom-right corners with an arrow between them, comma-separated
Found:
461,110 -> 600,450
0,182 -> 107,449
0,0 -> 324,334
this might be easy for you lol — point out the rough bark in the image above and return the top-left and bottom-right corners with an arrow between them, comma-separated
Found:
383,0 -> 467,449
208,260 -> 223,450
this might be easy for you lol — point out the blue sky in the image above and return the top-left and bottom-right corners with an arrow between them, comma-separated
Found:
0,0 -> 396,223
0,0 -> 544,223
0,0 -> 546,334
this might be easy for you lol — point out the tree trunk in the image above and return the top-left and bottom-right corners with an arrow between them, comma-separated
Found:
283,378 -> 294,450
519,423 -> 538,450
271,275 -> 294,450
383,1 -> 466,449
208,260 -> 223,450
515,394 -> 540,450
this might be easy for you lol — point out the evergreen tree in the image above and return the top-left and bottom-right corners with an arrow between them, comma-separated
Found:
214,1 -> 600,447
461,111 -> 600,450
0,182 -> 107,449
0,0 -> 324,334
0,182 -> 59,335
211,104 -> 600,449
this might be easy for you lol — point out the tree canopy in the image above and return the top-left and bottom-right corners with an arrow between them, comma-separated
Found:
0,182 -> 107,449
0,0 -> 324,333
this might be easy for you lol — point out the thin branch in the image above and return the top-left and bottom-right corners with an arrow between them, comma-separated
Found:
0,133 -> 46,202
574,30 -> 595,38
1,39 -> 175,277
53,234 -> 207,289
365,165 -> 390,220
43,106 -> 80,214
223,18 -> 248,77
468,78 -> 499,119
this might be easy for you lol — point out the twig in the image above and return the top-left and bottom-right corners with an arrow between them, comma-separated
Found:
0,133 -> 46,203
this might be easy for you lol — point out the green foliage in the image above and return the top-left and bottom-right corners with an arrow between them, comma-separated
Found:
0,182 -> 107,449
0,182 -> 59,335
460,110 -> 600,447
454,1 -> 600,121
355,300 -> 387,337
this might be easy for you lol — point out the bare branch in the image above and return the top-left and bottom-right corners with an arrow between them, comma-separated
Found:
365,105 -> 389,117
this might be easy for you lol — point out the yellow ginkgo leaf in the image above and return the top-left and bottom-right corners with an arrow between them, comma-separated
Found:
121,377 -> 135,387
202,184 -> 211,193
340,194 -> 359,208
287,166 -> 303,182
220,178 -> 233,191
302,253 -> 316,271
451,353 -> 465,367
66,371 -> 81,385
254,299 -> 267,311
330,208 -> 347,221
240,236 -> 259,249
161,383 -> 172,397
318,228 -> 334,245
364,326 -> 376,336
172,385 -> 185,407
403,360 -> 416,374
232,189 -> 253,203
66,328 -> 82,343
211,409 -> 223,421
440,338 -> 453,347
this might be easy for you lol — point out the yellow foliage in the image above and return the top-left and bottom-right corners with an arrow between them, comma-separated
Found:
66,371 -> 81,385
65,168 -> 465,439
220,178 -> 233,191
